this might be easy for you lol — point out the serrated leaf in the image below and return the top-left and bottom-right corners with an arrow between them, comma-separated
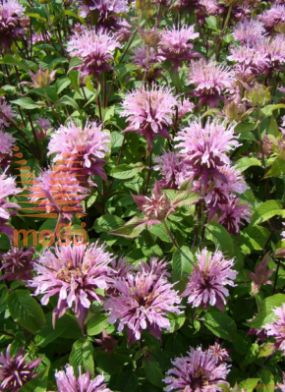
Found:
110,163 -> 144,180
204,308 -> 237,341
249,293 -> 285,328
251,200 -> 285,225
235,157 -> 262,172
69,338 -> 95,376
12,97 -> 41,110
8,290 -> 46,334
87,312 -> 109,336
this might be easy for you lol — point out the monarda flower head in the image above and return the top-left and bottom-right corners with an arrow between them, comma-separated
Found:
261,35 -> 285,69
48,121 -> 110,183
0,171 -> 19,235
122,85 -> 177,149
0,129 -> 15,167
264,304 -> 285,354
28,243 -> 114,327
0,247 -> 35,281
133,181 -> 177,226
233,19 -> 265,46
0,345 -> 40,392
163,345 -> 230,392
0,97 -> 13,128
175,119 -> 239,172
228,44 -> 268,79
104,260 -> 182,341
158,25 -> 199,67
218,195 -> 251,234
183,248 -> 236,310
188,59 -> 234,107
30,168 -> 89,220
155,152 -> 188,189
55,364 -> 112,392
259,4 -> 285,32
67,27 -> 120,77
0,0 -> 25,50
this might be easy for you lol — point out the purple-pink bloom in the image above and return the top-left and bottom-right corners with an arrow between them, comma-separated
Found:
48,121 -> 110,182
228,44 -> 268,79
233,19 -> 265,46
264,304 -> 285,354
188,59 -> 234,106
259,4 -> 285,31
104,260 -> 182,340
0,247 -> 35,281
249,254 -> 272,295
163,345 -> 230,392
155,152 -> 188,189
0,171 -> 19,236
0,98 -> 13,128
55,364 -> 112,392
30,168 -> 89,220
218,195 -> 251,234
208,343 -> 229,363
197,0 -> 222,15
133,46 -> 164,72
158,25 -> 199,67
79,0 -> 128,20
0,0 -> 25,49
175,119 -> 239,171
133,181 -> 177,226
261,35 -> 285,69
122,86 -> 177,149
0,345 -> 40,392
183,248 -> 236,310
28,243 -> 114,327
67,27 -> 120,76
0,129 -> 15,165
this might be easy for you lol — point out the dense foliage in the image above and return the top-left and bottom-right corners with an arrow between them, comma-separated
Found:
1,0 -> 285,391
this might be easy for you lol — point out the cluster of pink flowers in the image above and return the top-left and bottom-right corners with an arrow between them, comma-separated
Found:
174,119 -> 250,233
264,304 -> 285,354
164,345 -> 230,391
0,247 -> 35,282
0,171 -> 19,236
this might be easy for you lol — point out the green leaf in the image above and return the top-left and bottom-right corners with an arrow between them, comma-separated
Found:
94,214 -> 124,233
172,246 -> 194,282
56,77 -> 71,94
69,338 -> 95,376
8,290 -> 46,334
205,223 -> 235,258
20,356 -> 50,392
143,359 -> 163,388
111,217 -> 145,238
12,97 -> 41,110
240,225 -> 270,254
87,312 -> 109,336
235,157 -> 262,172
240,378 -> 260,392
148,223 -> 171,243
261,103 -> 285,117
110,163 -> 145,180
265,157 -> 285,178
251,200 -> 285,225
58,95 -> 79,110
204,308 -> 237,341
249,294 -> 285,328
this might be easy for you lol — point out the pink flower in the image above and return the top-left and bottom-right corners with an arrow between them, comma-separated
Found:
175,119 -> 239,171
28,243 -> 114,327
48,121 -> 110,183
0,129 -> 15,165
189,59 -> 234,106
197,0 -> 222,15
259,4 -> 285,31
0,345 -> 40,392
0,247 -> 35,282
55,364 -> 112,392
122,86 -> 177,149
133,46 -> 164,71
0,98 -> 13,128
228,45 -> 268,78
261,35 -> 285,69
183,248 -> 236,310
0,171 -> 19,236
133,182 -> 177,226
155,152 -> 188,189
30,168 -> 89,220
218,196 -> 251,234
0,0 -> 25,49
233,19 -> 265,46
67,27 -> 120,76
104,260 -> 182,340
264,304 -> 285,354
164,346 -> 230,392
79,0 -> 128,20
249,254 -> 272,295
158,25 -> 199,66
